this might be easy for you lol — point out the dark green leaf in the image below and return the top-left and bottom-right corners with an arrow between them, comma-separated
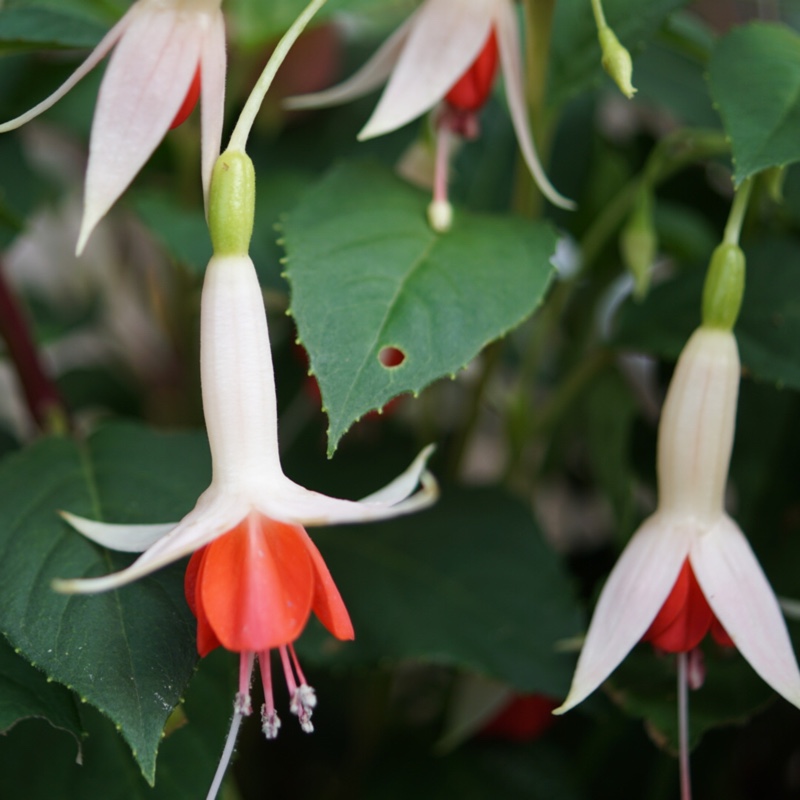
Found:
0,632 -> 82,744
299,487 -> 582,698
283,160 -> 557,454
0,8 -> 105,51
708,23 -> 800,183
0,423 -> 211,783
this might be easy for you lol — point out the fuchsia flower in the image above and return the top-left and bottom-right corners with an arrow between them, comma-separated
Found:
54,248 -> 437,735
556,327 -> 800,714
0,0 -> 227,254
286,0 -> 573,222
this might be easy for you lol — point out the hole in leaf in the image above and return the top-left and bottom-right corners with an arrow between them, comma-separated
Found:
378,346 -> 406,368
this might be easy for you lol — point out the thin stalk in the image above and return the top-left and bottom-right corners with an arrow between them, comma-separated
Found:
723,177 -> 753,246
677,651 -> 692,800
205,710 -> 244,800
0,261 -> 67,433
227,0 -> 327,153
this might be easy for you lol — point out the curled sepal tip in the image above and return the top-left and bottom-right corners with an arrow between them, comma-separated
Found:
598,26 -> 636,100
209,150 -> 256,257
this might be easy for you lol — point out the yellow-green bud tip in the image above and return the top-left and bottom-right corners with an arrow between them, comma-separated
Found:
208,149 -> 256,256
598,27 -> 636,99
702,243 -> 745,331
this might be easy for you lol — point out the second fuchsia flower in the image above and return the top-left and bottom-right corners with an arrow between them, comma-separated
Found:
556,321 -> 800,715
286,0 -> 574,224
0,0 -> 227,254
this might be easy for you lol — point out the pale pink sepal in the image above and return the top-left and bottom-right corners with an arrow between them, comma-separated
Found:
59,511 -> 175,552
692,517 -> 800,709
495,0 -> 574,211
553,513 -> 691,714
76,7 -> 206,254
284,13 -> 417,112
200,10 -> 227,211
359,0 -> 494,140
0,12 -> 131,134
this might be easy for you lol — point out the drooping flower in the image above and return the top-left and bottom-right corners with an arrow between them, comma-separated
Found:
555,325 -> 800,714
54,150 -> 437,738
285,0 -> 573,227
0,0 -> 227,254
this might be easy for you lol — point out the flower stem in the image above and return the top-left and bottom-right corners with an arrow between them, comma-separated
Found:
677,651 -> 693,800
723,177 -> 753,247
0,260 -> 68,433
205,709 -> 244,800
227,0 -> 327,153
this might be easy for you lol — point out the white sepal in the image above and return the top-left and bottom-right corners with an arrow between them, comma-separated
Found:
200,9 -> 227,211
59,511 -> 175,552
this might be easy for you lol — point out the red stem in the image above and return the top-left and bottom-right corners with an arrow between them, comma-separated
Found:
0,260 -> 67,431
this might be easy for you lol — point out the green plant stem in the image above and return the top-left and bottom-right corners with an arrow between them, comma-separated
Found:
580,129 -> 730,269
723,177 -> 753,246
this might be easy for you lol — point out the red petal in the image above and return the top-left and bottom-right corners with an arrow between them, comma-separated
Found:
199,514 -> 315,652
710,617 -> 735,649
445,29 -> 499,112
643,559 -> 713,653
170,64 -> 201,130
296,526 -> 354,641
184,546 -> 222,657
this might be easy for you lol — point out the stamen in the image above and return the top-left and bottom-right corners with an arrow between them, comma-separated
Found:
235,652 -> 255,716
290,683 -> 318,734
428,120 -> 453,232
687,647 -> 705,691
259,649 -> 282,739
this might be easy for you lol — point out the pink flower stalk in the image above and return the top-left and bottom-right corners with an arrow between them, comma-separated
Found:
0,0 -> 227,254
54,246 -> 437,738
556,326 -> 800,715
286,0 -> 573,226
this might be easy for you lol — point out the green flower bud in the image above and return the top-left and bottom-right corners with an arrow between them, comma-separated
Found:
702,243 -> 745,331
598,26 -> 636,99
208,149 -> 256,257
620,189 -> 657,300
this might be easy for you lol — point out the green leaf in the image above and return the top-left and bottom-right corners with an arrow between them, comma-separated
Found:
298,487 -> 582,697
0,423 -> 212,783
0,650 -> 237,800
0,632 -> 82,744
283,160 -> 557,454
708,23 -> 800,183
614,237 -> 800,392
0,8 -> 105,51
550,0 -> 687,106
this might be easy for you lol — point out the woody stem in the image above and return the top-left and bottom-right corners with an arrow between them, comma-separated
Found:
677,651 -> 693,800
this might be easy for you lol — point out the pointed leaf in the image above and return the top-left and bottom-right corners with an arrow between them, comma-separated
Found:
0,422 -> 211,783
708,23 -> 800,183
0,8 -> 105,51
297,487 -> 582,697
0,633 -> 82,745
283,160 -> 557,454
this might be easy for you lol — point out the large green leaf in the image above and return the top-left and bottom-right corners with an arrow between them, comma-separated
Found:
283,160 -> 557,454
0,633 -> 82,745
0,7 -> 105,50
0,650 -> 237,800
299,487 -> 582,697
708,23 -> 800,183
0,423 -> 211,783
614,237 -> 800,392
550,0 -> 687,106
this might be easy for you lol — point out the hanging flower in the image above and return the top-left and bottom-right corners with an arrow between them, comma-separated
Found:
555,326 -> 800,714
54,244 -> 437,733
0,0 -> 227,254
285,0 -> 573,227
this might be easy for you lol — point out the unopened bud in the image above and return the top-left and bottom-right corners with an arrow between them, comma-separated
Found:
209,149 -> 256,257
701,243 -> 745,331
598,26 -> 636,99
620,189 -> 656,299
